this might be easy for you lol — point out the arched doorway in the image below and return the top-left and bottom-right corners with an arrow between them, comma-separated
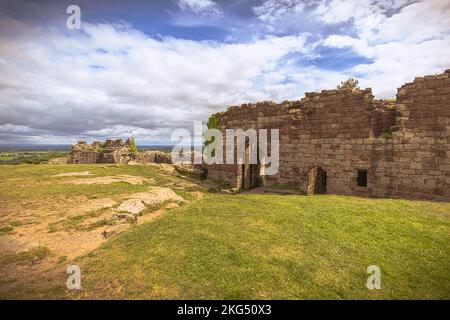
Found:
307,167 -> 327,195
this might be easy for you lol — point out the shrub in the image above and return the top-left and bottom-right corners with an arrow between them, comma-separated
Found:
381,130 -> 393,140
337,77 -> 360,91
128,138 -> 139,154
204,114 -> 220,157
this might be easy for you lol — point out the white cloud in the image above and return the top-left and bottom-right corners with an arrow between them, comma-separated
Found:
0,21 -> 318,144
253,0 -> 307,23
315,0 -> 360,25
315,0 -> 450,43
354,37 -> 450,97
177,0 -> 221,16
321,0 -> 450,96
323,35 -> 374,58
373,0 -> 450,43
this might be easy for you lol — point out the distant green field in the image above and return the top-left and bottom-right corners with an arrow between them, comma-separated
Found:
0,150 -> 67,165
73,194 -> 450,299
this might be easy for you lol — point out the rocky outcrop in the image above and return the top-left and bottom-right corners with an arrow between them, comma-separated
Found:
67,138 -> 139,164
138,150 -> 171,164
115,187 -> 185,216
67,138 -> 174,165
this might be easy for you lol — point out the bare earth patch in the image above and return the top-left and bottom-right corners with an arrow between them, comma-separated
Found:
51,171 -> 93,177
145,163 -> 176,174
0,197 -> 117,258
0,163 -> 208,298
63,175 -> 156,185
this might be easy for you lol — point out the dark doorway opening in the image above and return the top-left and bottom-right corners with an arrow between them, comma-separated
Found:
308,167 -> 327,195
241,138 -> 260,190
357,170 -> 368,187
241,163 -> 260,190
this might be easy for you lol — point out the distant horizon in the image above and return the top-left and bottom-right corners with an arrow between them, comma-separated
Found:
0,143 -> 180,151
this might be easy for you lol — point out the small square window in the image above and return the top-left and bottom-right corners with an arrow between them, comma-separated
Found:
357,170 -> 368,187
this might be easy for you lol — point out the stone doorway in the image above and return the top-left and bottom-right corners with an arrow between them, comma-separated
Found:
241,139 -> 260,190
241,164 -> 260,190
307,167 -> 327,195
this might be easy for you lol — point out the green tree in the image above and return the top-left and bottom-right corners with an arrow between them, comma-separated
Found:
206,114 -> 219,130
128,138 -> 139,154
204,114 -> 220,158
337,77 -> 360,91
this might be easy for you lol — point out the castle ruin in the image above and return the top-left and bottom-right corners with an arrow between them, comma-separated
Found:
207,70 -> 450,201
67,138 -> 172,164
68,138 -> 138,164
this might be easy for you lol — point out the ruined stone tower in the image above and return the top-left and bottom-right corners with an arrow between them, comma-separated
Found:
207,70 -> 450,201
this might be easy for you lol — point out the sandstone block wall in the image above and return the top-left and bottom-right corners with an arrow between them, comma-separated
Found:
67,138 -> 137,164
207,70 -> 450,201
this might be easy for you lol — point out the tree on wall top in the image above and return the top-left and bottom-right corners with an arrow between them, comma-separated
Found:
337,77 -> 360,91
204,114 -> 220,156
128,137 -> 139,154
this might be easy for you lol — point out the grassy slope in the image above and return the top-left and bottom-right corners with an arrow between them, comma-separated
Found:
0,164 -> 201,299
0,164 -> 172,206
74,194 -> 450,300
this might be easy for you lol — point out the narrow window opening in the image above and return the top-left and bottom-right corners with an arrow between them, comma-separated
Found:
357,170 -> 368,187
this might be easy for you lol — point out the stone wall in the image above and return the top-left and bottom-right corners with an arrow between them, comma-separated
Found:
67,138 -> 173,165
389,71 -> 450,199
207,70 -> 450,201
67,138 -> 137,164
139,150 -> 171,164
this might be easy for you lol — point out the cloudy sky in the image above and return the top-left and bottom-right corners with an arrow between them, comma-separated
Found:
0,0 -> 449,145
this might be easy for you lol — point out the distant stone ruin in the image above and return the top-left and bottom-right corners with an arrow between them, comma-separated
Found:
68,138 -> 138,164
68,138 -> 172,164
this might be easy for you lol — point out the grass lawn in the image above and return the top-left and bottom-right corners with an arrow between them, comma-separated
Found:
0,164 -> 448,299
73,194 -> 450,299
0,163 -> 179,205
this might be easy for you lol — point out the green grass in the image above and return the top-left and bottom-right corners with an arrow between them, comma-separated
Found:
0,226 -> 14,234
0,164 -> 173,206
0,151 -> 67,165
1,164 -> 448,299
0,246 -> 50,266
47,207 -> 115,233
74,194 -> 450,299
9,221 -> 23,227
57,256 -> 68,264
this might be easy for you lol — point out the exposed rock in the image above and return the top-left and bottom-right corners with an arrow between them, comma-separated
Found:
68,138 -> 176,165
68,137 -> 138,164
128,187 -> 185,206
138,150 -> 171,164
116,199 -> 146,215
48,157 -> 67,164
127,160 -> 142,165
157,163 -> 176,174
165,203 -> 179,209
114,187 -> 185,216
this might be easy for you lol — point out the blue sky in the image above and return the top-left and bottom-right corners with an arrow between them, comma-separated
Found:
0,0 -> 449,145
